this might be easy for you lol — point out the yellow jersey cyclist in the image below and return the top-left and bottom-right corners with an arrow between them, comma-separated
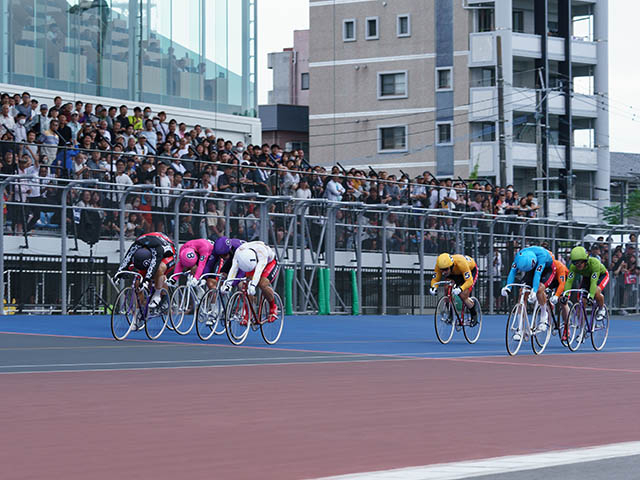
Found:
430,253 -> 480,322
561,246 -> 609,322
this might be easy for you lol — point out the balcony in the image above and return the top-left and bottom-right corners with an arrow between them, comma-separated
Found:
511,142 -> 598,170
470,141 -> 598,176
512,33 -> 597,64
470,32 -> 597,66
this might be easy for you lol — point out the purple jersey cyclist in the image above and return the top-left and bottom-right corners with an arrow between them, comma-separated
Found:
206,236 -> 245,289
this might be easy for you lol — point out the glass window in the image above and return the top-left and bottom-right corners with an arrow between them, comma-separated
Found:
397,15 -> 410,37
343,19 -> 356,42
477,9 -> 494,32
575,171 -> 595,200
366,17 -> 379,40
379,72 -> 407,98
436,67 -> 452,90
513,10 -> 525,33
437,123 -> 452,145
379,126 -> 408,152
301,72 -> 309,90
2,0 -> 257,117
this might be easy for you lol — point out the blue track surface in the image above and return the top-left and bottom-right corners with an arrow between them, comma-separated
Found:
1,314 -> 639,358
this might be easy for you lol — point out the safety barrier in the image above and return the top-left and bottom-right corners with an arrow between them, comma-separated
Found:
1,175 -> 639,315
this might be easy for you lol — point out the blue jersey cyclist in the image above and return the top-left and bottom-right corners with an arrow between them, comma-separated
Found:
502,246 -> 556,332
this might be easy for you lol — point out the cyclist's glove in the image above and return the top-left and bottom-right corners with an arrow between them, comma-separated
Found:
452,287 -> 462,296
429,287 -> 438,296
527,291 -> 537,304
247,282 -> 257,296
501,287 -> 511,297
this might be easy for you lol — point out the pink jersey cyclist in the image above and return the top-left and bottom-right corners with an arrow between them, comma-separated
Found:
175,238 -> 215,279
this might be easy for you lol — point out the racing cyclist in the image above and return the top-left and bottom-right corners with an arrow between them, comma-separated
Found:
117,232 -> 176,326
222,240 -> 280,322
174,238 -> 216,294
429,253 -> 479,322
561,246 -> 609,322
502,246 -> 555,336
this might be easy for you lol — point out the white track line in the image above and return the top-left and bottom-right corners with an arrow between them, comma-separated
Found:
312,441 -> 640,480
0,357 -> 421,375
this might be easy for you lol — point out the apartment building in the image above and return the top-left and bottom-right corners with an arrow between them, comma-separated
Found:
267,30 -> 311,106
309,0 -> 609,222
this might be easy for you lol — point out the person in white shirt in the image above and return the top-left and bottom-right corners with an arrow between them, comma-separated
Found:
0,104 -> 15,134
324,175 -> 345,202
134,135 -> 149,156
222,241 -> 280,322
13,113 -> 27,143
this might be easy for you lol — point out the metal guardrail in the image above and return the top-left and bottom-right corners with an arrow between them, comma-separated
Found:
1,176 -> 639,316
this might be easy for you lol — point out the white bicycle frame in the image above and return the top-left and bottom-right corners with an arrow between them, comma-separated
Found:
506,283 -> 535,340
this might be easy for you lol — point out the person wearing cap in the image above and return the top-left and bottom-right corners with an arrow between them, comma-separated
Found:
134,133 -> 149,156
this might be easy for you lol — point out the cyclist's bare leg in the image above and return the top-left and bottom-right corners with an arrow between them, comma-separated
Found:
459,288 -> 474,310
536,284 -> 547,306
155,262 -> 168,291
258,276 -> 275,304
594,287 -> 605,309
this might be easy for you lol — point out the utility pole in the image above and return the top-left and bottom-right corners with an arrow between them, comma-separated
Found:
497,35 -> 507,187
535,88 -> 544,218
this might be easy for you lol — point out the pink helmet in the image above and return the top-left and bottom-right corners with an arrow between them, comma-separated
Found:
179,246 -> 198,269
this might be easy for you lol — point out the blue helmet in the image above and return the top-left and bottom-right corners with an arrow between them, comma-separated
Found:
515,250 -> 537,272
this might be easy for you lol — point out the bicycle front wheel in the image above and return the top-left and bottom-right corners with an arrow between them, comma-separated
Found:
567,303 -> 586,352
462,297 -> 483,344
225,291 -> 251,345
145,288 -> 170,340
196,289 -> 220,341
531,304 -> 551,355
259,293 -> 285,345
591,304 -> 609,351
170,286 -> 196,335
434,296 -> 455,344
506,304 -> 525,356
111,287 -> 138,341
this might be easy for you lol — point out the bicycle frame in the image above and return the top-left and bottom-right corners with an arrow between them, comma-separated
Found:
223,277 -> 260,323
114,270 -> 152,316
433,280 -> 467,327
505,282 -> 533,339
564,288 -> 596,333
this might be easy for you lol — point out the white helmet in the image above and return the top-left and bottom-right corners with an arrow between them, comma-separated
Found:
236,248 -> 258,272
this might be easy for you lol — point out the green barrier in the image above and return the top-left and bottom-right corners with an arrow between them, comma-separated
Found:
318,267 -> 328,315
284,268 -> 294,315
322,268 -> 331,314
350,269 -> 359,315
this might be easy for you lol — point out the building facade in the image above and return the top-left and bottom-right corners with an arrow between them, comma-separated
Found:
267,30 -> 310,106
0,0 -> 261,142
309,0 -> 609,222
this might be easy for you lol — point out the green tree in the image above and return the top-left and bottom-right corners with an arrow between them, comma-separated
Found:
604,189 -> 640,225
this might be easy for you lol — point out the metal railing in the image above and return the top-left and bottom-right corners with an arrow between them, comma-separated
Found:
1,176 -> 638,316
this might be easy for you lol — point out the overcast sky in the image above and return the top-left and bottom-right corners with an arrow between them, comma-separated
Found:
258,0 -> 640,154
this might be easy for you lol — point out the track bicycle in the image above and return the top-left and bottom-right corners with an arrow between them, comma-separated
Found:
194,273 -> 229,341
110,271 -> 170,341
563,288 -> 610,352
168,271 -> 208,335
542,288 -> 576,348
433,280 -> 482,344
224,278 -> 285,346
504,283 -> 552,356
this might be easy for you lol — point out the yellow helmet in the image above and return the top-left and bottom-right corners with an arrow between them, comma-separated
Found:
436,253 -> 454,269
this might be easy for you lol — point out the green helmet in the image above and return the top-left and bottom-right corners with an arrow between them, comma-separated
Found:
570,246 -> 588,262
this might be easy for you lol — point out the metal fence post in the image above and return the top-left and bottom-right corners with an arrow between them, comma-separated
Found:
223,192 -> 257,237
488,217 -> 498,315
0,175 -> 35,315
119,184 -> 154,264
381,210 -> 388,315
419,212 -> 427,315
61,179 -> 97,315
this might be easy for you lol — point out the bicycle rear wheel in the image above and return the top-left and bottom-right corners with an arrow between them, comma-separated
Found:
506,304 -> 525,356
259,293 -> 285,345
462,297 -> 482,344
225,291 -> 251,345
111,287 -> 138,341
591,305 -> 609,351
567,303 -> 586,352
196,289 -> 220,341
434,296 -> 455,344
145,288 -> 170,340
170,286 -> 196,335
531,304 -> 551,355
